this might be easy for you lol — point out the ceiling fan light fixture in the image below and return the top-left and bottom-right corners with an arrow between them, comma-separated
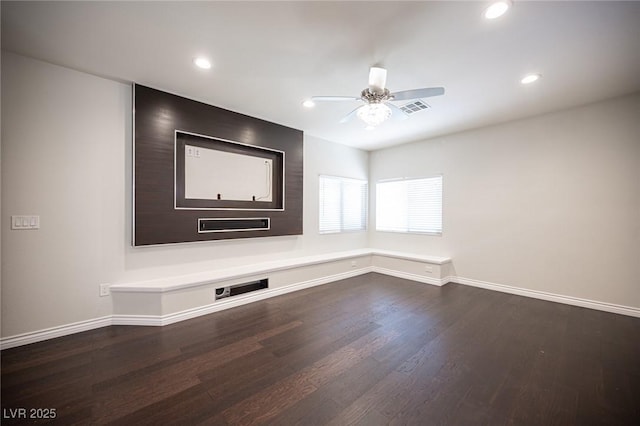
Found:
521,73 -> 541,84
368,67 -> 388,93
357,103 -> 392,127
193,57 -> 212,69
484,1 -> 511,20
308,67 -> 445,125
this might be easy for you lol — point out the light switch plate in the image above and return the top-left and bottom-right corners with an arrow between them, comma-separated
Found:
11,215 -> 40,230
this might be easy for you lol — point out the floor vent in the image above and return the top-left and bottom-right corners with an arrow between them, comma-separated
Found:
400,100 -> 430,115
215,278 -> 268,300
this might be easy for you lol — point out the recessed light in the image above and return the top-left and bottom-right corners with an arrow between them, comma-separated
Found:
302,99 -> 315,108
484,1 -> 511,20
193,57 -> 211,69
521,73 -> 541,84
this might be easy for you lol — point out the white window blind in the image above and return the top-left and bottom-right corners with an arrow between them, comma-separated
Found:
376,176 -> 442,234
319,175 -> 367,233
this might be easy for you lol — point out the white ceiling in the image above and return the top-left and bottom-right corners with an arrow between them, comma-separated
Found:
2,1 -> 640,150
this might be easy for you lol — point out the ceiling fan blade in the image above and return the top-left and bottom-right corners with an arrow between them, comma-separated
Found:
384,102 -> 409,121
368,67 -> 387,92
390,87 -> 445,101
339,106 -> 363,124
311,96 -> 361,102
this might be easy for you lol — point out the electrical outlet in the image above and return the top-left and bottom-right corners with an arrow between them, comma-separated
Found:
99,283 -> 111,297
424,265 -> 433,273
351,260 -> 357,267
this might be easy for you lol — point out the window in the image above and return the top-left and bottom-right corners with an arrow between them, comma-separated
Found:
319,175 -> 367,233
376,176 -> 443,234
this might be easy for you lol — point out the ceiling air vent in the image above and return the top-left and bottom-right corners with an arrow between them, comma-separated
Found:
400,100 -> 430,115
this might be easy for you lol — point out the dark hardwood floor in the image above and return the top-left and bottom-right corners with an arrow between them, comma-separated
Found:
2,273 -> 639,425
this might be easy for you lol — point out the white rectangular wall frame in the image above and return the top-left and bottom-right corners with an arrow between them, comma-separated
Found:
184,144 -> 274,203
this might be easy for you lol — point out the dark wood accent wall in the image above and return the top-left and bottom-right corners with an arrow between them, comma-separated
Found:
133,85 -> 303,246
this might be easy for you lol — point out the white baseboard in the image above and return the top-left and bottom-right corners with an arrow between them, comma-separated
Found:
4,268 -> 639,350
0,316 -> 112,351
452,276 -> 640,318
110,315 -> 164,327
371,266 -> 448,286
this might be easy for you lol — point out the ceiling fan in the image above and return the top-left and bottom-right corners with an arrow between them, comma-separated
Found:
308,67 -> 445,128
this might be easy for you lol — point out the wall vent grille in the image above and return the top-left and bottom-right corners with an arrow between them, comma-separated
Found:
215,278 -> 268,300
400,100 -> 430,115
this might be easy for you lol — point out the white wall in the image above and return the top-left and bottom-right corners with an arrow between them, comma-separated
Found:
1,52 -> 369,337
3,49 -> 638,340
2,52 -> 128,337
369,93 -> 640,309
